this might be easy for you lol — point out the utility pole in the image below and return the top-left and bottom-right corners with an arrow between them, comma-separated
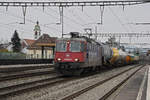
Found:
119,35 -> 121,47
129,36 -> 132,44
95,26 -> 98,40
99,6 -> 104,24
21,6 -> 27,24
62,7 -> 64,38
59,6 -> 64,38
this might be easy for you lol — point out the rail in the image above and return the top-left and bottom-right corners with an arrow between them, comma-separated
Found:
62,64 -> 144,100
0,59 -> 54,65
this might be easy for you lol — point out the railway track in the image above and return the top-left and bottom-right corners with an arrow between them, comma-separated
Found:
0,76 -> 61,98
0,66 -> 104,98
0,64 -> 53,73
0,75 -> 76,99
99,66 -> 146,100
0,69 -> 55,82
0,64 -> 55,82
0,64 -> 142,99
0,65 -> 57,98
61,64 -> 145,100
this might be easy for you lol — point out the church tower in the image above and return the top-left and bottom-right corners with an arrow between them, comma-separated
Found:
34,21 -> 41,39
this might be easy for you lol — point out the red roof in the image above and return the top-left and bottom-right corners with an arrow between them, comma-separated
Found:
28,34 -> 57,50
24,39 -> 35,46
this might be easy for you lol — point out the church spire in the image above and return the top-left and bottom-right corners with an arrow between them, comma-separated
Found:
34,21 -> 41,39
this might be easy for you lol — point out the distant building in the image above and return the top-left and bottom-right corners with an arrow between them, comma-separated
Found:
1,20 -> 57,59
0,39 -> 35,54
21,39 -> 35,54
27,34 -> 57,59
0,42 -> 12,52
0,44 -> 9,52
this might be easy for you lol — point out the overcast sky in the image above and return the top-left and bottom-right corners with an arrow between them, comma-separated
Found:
0,0 -> 150,48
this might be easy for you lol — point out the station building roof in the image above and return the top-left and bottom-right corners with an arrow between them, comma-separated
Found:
28,34 -> 57,50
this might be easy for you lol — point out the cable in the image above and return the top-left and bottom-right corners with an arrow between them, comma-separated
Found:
120,7 -> 135,33
66,8 -> 87,24
78,7 -> 96,21
46,7 -> 85,32
34,7 -> 82,31
47,7 -> 85,27
0,22 -> 33,40
0,8 -> 61,35
109,7 -> 130,32
33,7 -> 59,21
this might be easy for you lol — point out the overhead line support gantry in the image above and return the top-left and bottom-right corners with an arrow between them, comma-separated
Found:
88,32 -> 150,37
0,1 -> 148,7
0,1 -> 149,37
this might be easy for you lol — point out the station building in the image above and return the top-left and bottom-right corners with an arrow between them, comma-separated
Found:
26,34 -> 57,59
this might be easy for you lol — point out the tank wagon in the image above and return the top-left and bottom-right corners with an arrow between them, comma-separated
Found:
54,33 -> 139,76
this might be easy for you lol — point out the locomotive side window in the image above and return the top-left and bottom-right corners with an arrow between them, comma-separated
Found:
56,41 -> 67,52
81,42 -> 85,52
70,41 -> 81,52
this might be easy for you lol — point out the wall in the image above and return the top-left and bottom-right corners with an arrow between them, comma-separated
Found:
26,49 -> 53,59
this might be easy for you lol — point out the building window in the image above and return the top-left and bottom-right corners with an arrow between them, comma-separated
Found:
34,50 -> 36,54
37,54 -> 39,59
31,54 -> 33,59
45,50 -> 47,59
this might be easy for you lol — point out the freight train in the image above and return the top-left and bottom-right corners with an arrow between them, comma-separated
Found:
54,32 -> 139,76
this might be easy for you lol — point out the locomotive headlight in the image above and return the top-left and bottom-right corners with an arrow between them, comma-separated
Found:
74,58 -> 79,62
57,58 -> 61,61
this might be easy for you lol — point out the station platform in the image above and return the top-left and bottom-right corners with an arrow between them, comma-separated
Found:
146,65 -> 150,100
108,64 -> 150,100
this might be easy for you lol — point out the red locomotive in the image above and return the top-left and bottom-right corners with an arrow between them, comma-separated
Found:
54,32 -> 102,75
54,32 -> 139,76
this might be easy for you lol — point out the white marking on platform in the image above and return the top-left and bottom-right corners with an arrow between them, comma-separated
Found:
136,67 -> 147,100
146,66 -> 150,100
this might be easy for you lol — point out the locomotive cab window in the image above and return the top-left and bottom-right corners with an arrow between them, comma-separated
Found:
56,41 -> 67,52
70,41 -> 85,52
70,41 -> 81,52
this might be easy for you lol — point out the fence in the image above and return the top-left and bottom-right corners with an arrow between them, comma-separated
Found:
0,52 -> 26,59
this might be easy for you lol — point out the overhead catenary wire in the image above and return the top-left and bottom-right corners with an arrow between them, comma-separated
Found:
77,7 -> 97,22
47,7 -> 85,27
0,5 -> 99,37
65,8 -> 87,24
32,6 -> 84,32
108,7 -> 142,43
46,7 -> 87,33
0,22 -> 33,40
33,6 -> 90,36
36,7 -> 82,31
33,7 -> 59,21
108,7 -> 130,32
0,22 -> 32,33
0,0 -> 149,40
122,11 -> 135,33
0,8 -> 61,31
